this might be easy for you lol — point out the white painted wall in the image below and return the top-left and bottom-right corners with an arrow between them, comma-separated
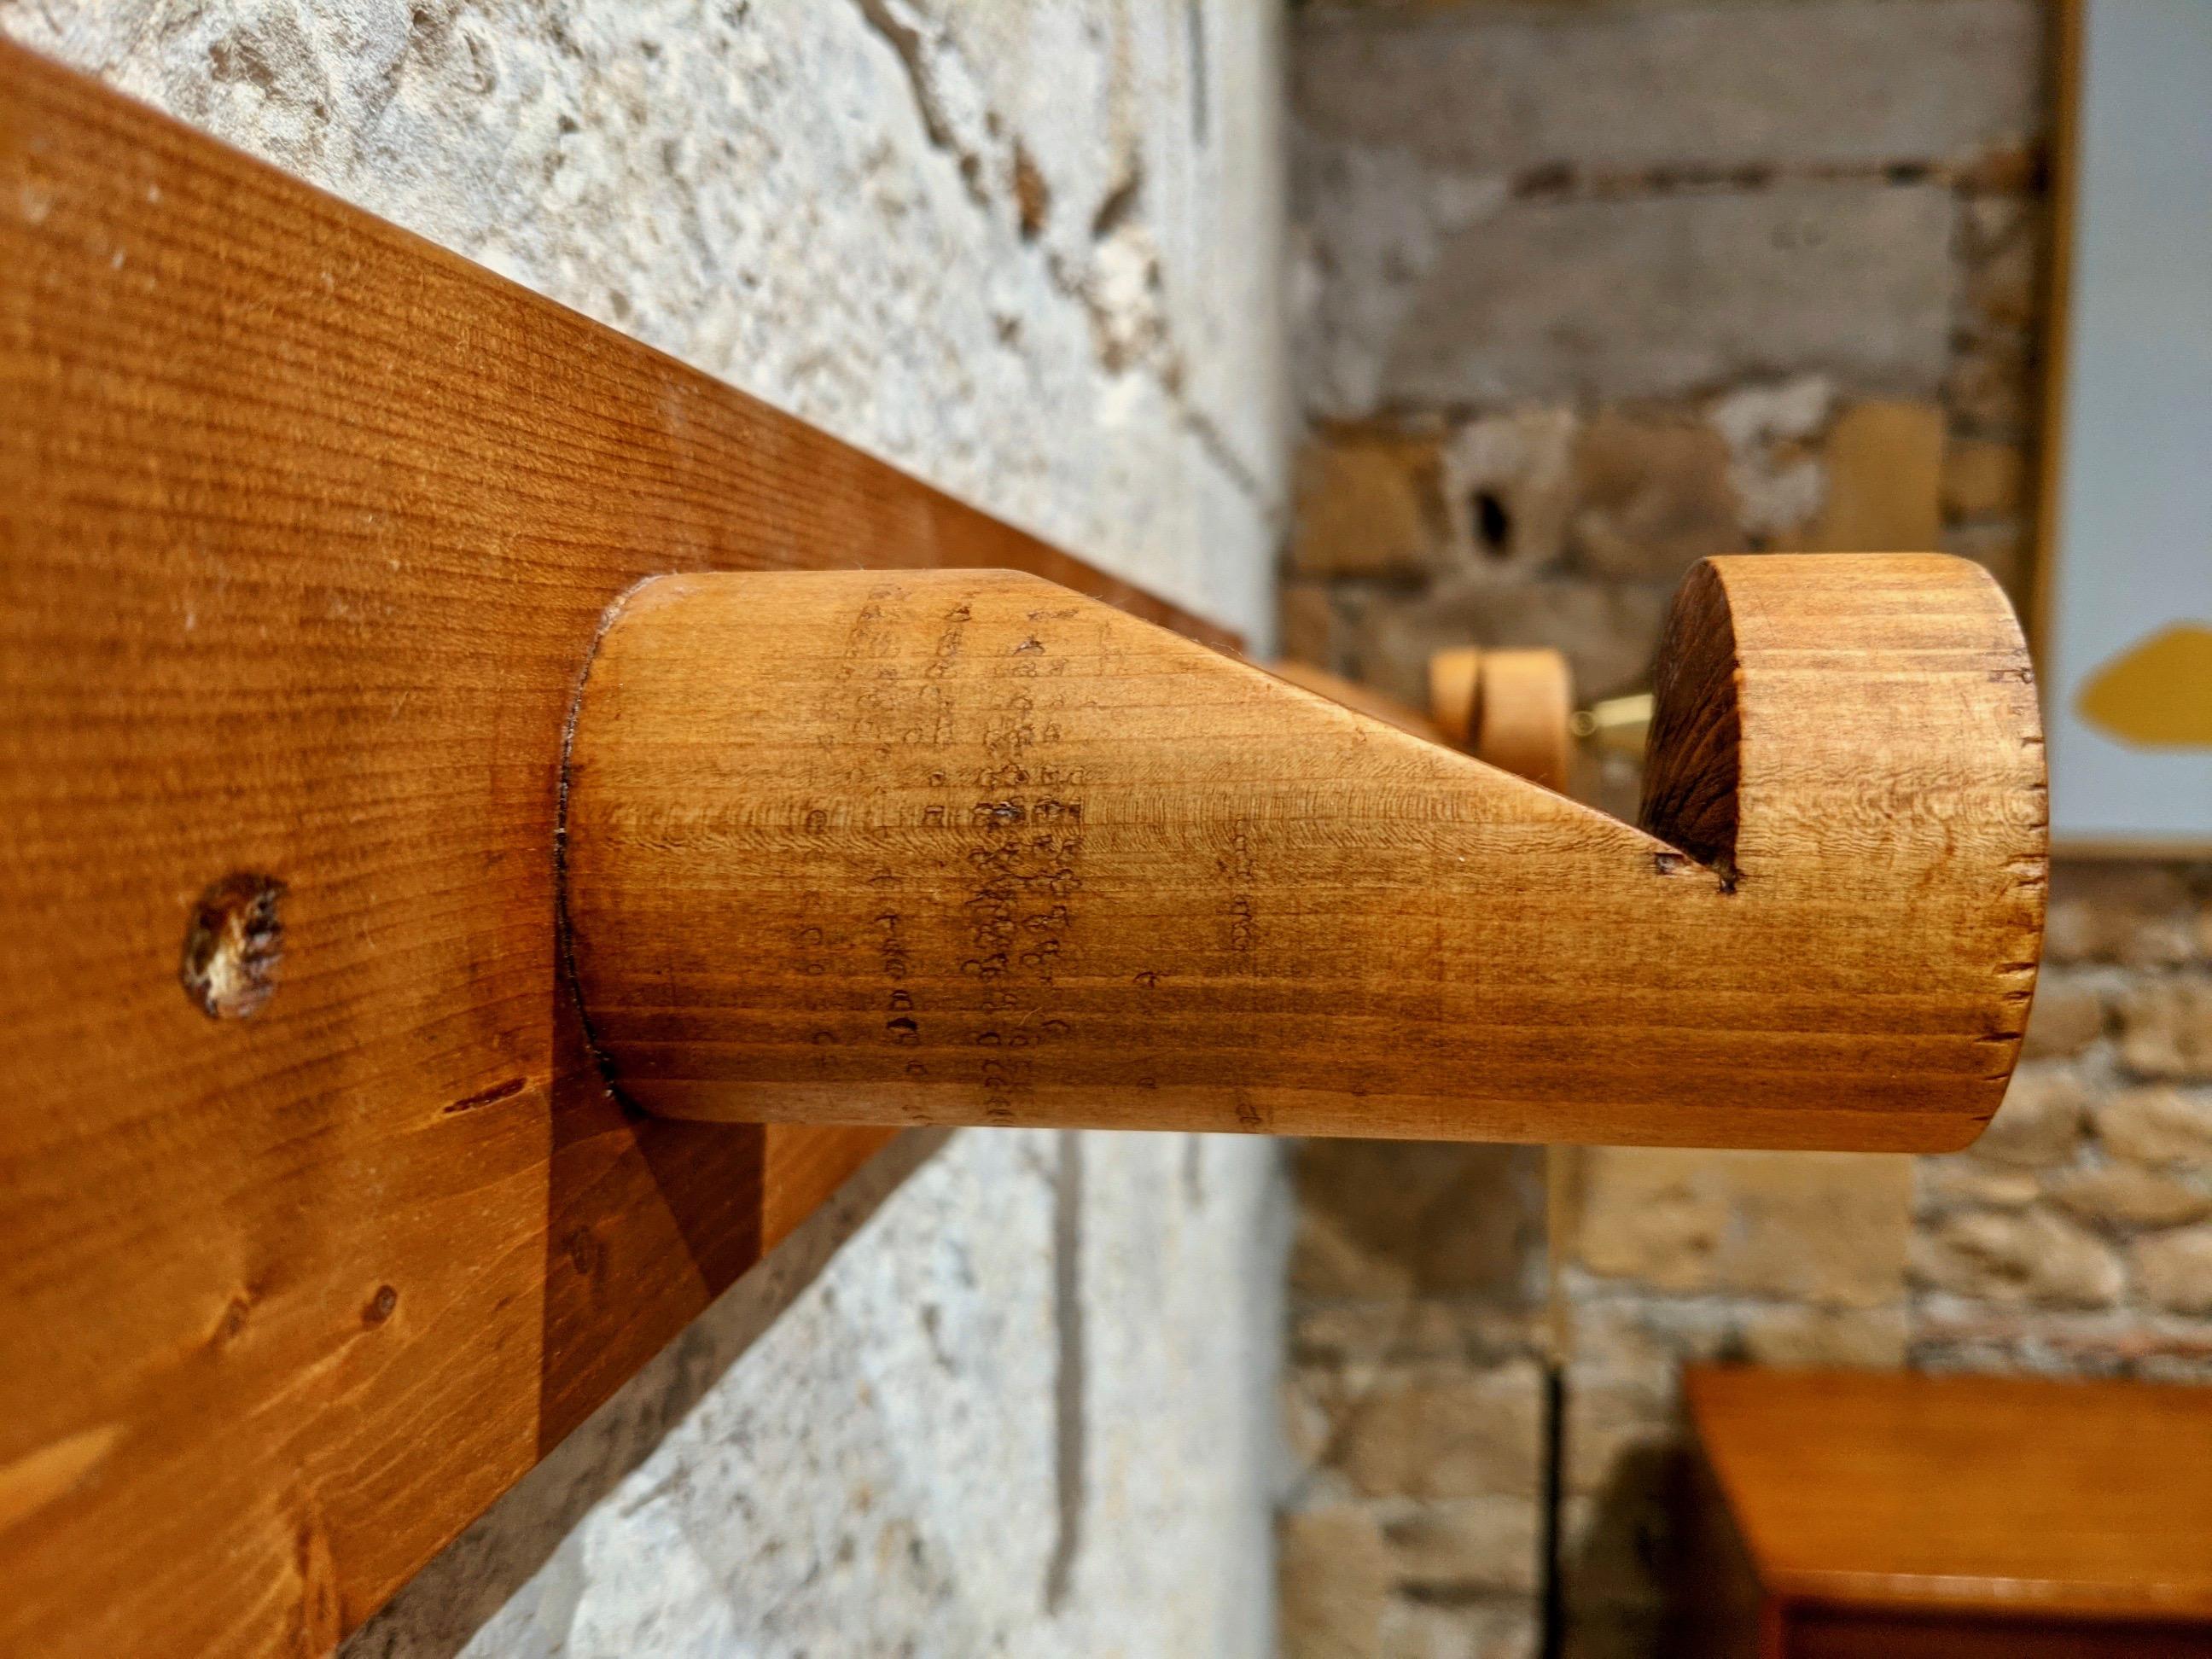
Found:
1,3 -> 1292,1652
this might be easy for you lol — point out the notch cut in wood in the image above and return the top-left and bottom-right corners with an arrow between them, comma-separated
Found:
562,554 -> 2048,1151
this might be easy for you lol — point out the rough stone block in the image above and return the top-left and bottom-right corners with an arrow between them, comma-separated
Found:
1790,399 -> 1943,553
1278,1505 -> 1392,1659
1960,194 -> 2045,334
1942,436 -> 2029,521
1736,1303 -> 1910,1371
1973,1064 -> 2089,1167
2098,1086 -> 2212,1166
1911,1205 -> 2124,1307
1447,407 -> 1580,573
1347,574 -> 1670,707
1279,581 -> 1343,672
1707,375 -> 1832,540
1945,341 -> 2039,444
1295,1359 -> 1547,1502
1291,426 -> 1458,579
1293,0 -> 2044,178
1291,1140 -> 1544,1304
1568,410 -> 1746,581
1558,1290 -> 1910,1397
1381,1498 -> 1544,1597
2019,973 -> 2108,1059
1289,1301 -> 1547,1370
1383,184 -> 1957,405
2132,1226 -> 2212,1317
1379,1598 -> 1540,1659
1571,1148 -> 1912,1307
2050,1162 -> 2212,1229
2118,977 -> 2212,1080
2045,863 -> 2200,964
1287,134 -> 1515,423
1278,580 -> 1342,669
1942,521 -> 2029,601
1919,1157 -> 2043,1212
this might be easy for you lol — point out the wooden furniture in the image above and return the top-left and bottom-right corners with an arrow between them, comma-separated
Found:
0,40 -> 2046,1656
1683,1366 -> 2212,1657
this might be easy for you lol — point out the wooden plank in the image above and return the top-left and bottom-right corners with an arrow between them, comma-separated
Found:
560,556 -> 2046,1148
0,43 -> 1231,1656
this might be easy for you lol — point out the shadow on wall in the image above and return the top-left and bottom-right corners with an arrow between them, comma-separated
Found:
343,1132 -> 950,1659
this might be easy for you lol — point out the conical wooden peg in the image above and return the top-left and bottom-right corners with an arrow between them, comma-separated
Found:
1427,646 -> 1575,795
560,555 -> 2046,1150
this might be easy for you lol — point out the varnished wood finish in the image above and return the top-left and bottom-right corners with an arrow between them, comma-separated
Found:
1428,645 -> 1575,795
1686,1365 -> 2212,1649
563,554 -> 2046,1146
0,44 -> 1231,1656
1429,645 -> 1487,749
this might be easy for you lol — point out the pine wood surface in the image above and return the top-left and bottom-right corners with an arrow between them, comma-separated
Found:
564,555 -> 2046,1145
1686,1365 -> 2212,1624
0,44 -> 1231,1656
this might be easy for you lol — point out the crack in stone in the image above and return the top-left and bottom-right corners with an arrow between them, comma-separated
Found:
1044,1131 -> 1087,1614
851,0 -> 993,212
848,0 -> 1274,517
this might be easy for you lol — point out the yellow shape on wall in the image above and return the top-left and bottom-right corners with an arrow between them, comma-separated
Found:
2076,624 -> 2212,748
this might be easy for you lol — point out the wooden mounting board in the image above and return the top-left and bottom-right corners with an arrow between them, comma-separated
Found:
0,43 -> 1234,1656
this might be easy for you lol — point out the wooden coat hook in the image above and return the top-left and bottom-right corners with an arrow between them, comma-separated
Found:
562,555 -> 2046,1151
0,49 -> 2052,1651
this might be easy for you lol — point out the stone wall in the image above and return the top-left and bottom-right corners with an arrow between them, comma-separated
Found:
3,3 -> 1294,1652
1283,3 -> 2212,1657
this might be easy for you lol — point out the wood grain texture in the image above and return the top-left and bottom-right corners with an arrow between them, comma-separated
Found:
1470,648 -> 1574,795
0,43 -> 1231,1656
1427,645 -> 1575,795
1686,1365 -> 2212,1638
563,553 -> 2046,1146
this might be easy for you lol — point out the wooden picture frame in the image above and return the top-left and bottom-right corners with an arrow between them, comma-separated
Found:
2030,0 -> 2212,856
